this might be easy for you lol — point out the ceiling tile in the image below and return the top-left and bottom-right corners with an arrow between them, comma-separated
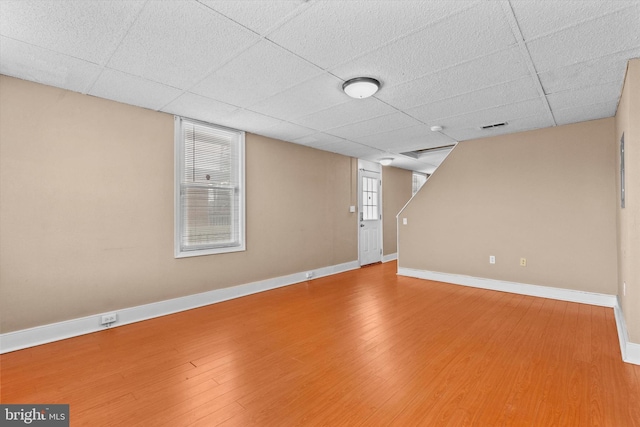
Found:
377,47 -> 530,109
161,93 -> 239,125
107,1 -> 260,89
511,1 -> 637,40
258,121 -> 316,142
267,0 -> 476,70
546,81 -> 622,111
355,125 -> 455,152
526,6 -> 640,73
326,113 -> 422,140
292,133 -> 353,150
406,77 -> 540,124
0,0 -> 145,64
330,1 -> 516,88
437,98 -> 549,130
89,69 -> 183,111
553,100 -> 619,126
538,48 -> 640,94
191,40 -> 322,107
292,97 -> 397,131
320,140 -> 381,158
446,114 -> 555,141
248,73 -> 348,120
0,36 -> 101,93
198,0 -> 307,35
218,109 -> 284,134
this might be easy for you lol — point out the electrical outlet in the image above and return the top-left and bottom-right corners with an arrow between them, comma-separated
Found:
306,272 -> 314,279
101,313 -> 117,325
520,258 -> 527,267
623,281 -> 626,296
489,256 -> 495,264
403,218 -> 408,225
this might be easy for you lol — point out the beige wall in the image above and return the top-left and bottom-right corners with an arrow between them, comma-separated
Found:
0,76 -> 357,333
615,59 -> 640,343
399,118 -> 618,295
382,166 -> 412,256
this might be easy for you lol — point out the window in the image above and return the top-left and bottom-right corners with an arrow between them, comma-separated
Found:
174,117 -> 245,257
412,172 -> 428,195
362,176 -> 379,220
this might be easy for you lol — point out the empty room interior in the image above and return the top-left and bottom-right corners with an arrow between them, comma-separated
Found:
1,1 -> 640,425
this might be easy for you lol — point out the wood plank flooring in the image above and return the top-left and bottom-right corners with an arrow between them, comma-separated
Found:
2,261 -> 639,426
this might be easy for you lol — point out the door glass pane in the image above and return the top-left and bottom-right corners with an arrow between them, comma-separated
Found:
362,176 -> 378,220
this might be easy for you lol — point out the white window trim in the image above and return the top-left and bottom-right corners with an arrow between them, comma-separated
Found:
174,116 -> 246,258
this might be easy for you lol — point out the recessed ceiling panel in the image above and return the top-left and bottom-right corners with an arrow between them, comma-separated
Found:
330,1 -> 516,88
258,121 -> 316,142
538,48 -> 640,95
326,113 -> 422,140
447,114 -> 554,141
553,100 -> 619,126
406,77 -> 539,124
511,0 -> 637,40
0,0 -> 145,64
107,1 -> 260,89
293,133 -> 352,149
377,47 -> 530,110
437,98 -> 549,130
218,109 -> 284,135
249,73 -> 348,120
191,40 -> 323,107
89,69 -> 183,111
0,36 -> 101,94
526,6 -> 640,73
292,97 -> 397,131
355,125 -> 454,152
546,81 -> 622,111
198,0 -> 307,35
161,92 -> 239,125
319,140 -> 381,158
267,0 -> 475,70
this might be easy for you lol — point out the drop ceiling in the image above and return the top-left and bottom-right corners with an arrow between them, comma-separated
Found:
1,1 -> 638,173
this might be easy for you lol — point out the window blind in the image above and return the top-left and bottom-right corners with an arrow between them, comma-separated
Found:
176,118 -> 245,256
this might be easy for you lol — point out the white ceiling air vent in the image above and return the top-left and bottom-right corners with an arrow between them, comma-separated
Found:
400,144 -> 456,159
480,122 -> 508,130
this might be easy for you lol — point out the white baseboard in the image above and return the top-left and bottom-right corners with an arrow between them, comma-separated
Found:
398,268 -> 617,307
383,252 -> 397,263
613,300 -> 640,365
0,260 -> 360,354
398,267 -> 640,365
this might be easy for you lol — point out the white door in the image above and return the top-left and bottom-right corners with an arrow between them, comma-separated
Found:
359,170 -> 382,266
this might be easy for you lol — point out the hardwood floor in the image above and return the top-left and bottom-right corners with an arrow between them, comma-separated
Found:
2,261 -> 639,426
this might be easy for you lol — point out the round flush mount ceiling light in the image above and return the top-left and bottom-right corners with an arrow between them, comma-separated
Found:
430,125 -> 443,132
342,77 -> 380,99
379,157 -> 393,166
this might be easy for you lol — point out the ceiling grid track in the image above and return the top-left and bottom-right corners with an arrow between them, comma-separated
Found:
499,0 -> 557,127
